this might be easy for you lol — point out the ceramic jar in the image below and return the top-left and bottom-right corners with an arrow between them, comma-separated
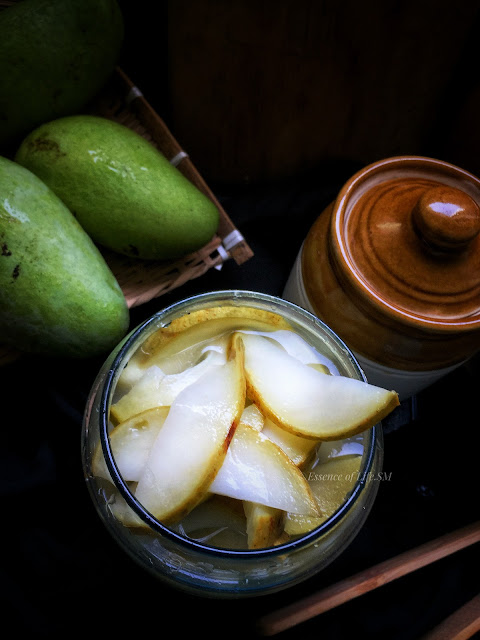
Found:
283,156 -> 480,399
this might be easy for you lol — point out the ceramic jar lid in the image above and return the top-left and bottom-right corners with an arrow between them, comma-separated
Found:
332,156 -> 480,331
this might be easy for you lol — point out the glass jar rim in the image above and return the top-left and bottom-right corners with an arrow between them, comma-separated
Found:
99,289 -> 380,558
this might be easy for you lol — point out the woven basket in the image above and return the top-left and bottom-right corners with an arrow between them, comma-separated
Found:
0,2 -> 253,362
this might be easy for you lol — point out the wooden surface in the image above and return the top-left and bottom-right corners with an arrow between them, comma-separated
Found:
167,0 -> 480,184
420,594 -> 480,640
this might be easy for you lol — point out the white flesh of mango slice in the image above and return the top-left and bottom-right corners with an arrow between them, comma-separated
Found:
239,403 -> 265,431
110,346 -> 227,424
241,328 -> 337,373
210,423 -> 320,516
240,403 -> 318,468
140,334 -> 230,376
240,333 -> 399,440
92,406 -> 169,482
138,306 -> 292,369
115,358 -> 147,393
133,336 -> 246,524
116,309 -> 303,391
262,417 -> 319,469
243,501 -> 284,549
115,307 -> 325,395
238,404 -> 286,548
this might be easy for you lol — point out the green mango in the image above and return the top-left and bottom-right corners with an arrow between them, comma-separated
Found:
15,115 -> 220,260
0,156 -> 129,359
0,0 -> 123,150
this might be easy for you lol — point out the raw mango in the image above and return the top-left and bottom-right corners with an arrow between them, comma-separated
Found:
0,156 -> 129,358
0,0 -> 123,150
15,115 -> 220,260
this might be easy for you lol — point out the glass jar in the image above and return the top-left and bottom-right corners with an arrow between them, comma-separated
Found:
81,290 -> 384,597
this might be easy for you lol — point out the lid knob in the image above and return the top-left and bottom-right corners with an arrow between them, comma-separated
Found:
413,185 -> 480,252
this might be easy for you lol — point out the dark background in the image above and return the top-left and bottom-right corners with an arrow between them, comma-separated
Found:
2,1 -> 479,638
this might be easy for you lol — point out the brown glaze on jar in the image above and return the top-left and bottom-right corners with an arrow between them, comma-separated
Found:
302,156 -> 480,371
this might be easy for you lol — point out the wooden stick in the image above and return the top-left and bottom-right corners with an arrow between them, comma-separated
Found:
420,593 -> 480,640
257,521 -> 480,636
